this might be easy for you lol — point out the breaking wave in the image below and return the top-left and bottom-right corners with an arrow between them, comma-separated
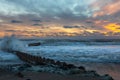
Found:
0,35 -> 26,52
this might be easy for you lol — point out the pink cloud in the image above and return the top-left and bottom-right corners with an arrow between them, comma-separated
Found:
92,0 -> 120,17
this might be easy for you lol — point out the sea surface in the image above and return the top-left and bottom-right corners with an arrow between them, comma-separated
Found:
0,40 -> 120,80
26,42 -> 120,63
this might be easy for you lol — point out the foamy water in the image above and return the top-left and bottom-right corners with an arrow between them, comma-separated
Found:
0,40 -> 120,63
0,35 -> 26,65
26,44 -> 120,63
0,35 -> 26,52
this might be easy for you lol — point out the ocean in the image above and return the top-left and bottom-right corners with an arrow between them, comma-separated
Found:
26,42 -> 120,63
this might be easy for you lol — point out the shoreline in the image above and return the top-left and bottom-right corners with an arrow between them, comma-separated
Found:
71,62 -> 120,80
0,61 -> 120,80
0,62 -> 115,80
0,68 -> 113,80
0,59 -> 120,80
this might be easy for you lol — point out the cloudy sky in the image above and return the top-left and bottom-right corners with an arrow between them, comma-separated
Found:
0,0 -> 120,38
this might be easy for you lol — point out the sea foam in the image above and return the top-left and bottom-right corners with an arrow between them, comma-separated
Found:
0,35 -> 25,52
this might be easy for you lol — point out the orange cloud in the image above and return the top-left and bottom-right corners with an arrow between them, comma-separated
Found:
1,22 -> 120,38
0,32 -> 5,37
104,23 -> 120,32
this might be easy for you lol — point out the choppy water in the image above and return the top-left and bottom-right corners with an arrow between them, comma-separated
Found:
0,41 -> 120,63
26,42 -> 120,63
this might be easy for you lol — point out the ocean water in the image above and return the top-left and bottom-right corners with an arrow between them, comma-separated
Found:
0,51 -> 24,65
0,40 -> 120,64
26,41 -> 120,63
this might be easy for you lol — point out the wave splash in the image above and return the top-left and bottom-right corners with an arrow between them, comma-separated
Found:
0,35 -> 25,52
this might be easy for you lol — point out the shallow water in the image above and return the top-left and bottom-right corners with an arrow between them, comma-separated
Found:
76,62 -> 120,80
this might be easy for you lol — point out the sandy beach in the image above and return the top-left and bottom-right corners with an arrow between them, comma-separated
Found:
0,69 -> 112,80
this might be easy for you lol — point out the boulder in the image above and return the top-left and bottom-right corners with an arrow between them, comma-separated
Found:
78,66 -> 86,72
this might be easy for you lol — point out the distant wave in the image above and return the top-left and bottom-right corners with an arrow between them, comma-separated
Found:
41,41 -> 120,46
26,44 -> 120,63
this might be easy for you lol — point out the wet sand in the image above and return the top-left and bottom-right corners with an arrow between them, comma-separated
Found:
0,62 -> 117,80
0,70 -> 109,80
71,62 -> 120,80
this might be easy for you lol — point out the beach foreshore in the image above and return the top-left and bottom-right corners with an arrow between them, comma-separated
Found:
0,61 -> 115,80
0,68 -> 113,80
69,62 -> 120,80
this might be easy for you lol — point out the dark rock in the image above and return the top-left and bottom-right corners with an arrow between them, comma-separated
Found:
15,72 -> 24,78
18,66 -> 25,71
28,42 -> 41,46
69,69 -> 83,74
24,64 -> 32,68
50,59 -> 56,65
45,59 -> 53,64
103,74 -> 114,80
26,79 -> 31,80
55,61 -> 61,66
67,64 -> 76,69
78,66 -> 86,71
89,70 -> 100,76
42,57 -> 46,62
37,57 -> 43,63
59,62 -> 68,70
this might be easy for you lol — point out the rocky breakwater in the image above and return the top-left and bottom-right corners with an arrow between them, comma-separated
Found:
11,51 -> 114,80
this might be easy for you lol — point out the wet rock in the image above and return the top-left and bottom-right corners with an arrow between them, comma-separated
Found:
15,72 -> 24,78
89,70 -> 100,76
26,79 -> 31,80
103,74 -> 114,80
84,71 -> 100,77
44,58 -> 51,64
78,66 -> 86,72
59,62 -> 68,70
69,69 -> 84,74
50,59 -> 56,65
55,61 -> 61,66
28,42 -> 41,46
67,64 -> 76,69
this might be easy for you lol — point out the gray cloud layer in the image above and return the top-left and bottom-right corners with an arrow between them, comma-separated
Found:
0,0 -> 96,20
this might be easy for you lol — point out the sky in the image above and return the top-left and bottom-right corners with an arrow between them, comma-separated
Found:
0,0 -> 120,38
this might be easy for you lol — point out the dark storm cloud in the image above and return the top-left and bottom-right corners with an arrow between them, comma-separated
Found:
31,20 -> 42,22
86,21 -> 93,24
11,20 -> 23,23
32,24 -> 43,26
0,0 -> 120,22
5,30 -> 17,32
0,0 -> 96,20
63,25 -> 81,28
